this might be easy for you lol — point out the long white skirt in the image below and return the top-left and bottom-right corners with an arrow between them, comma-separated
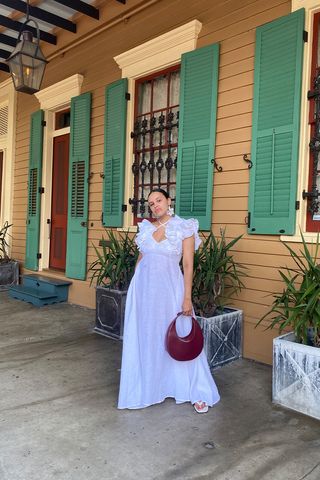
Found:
118,251 -> 220,409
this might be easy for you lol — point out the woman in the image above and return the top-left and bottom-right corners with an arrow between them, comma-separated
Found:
118,188 -> 220,413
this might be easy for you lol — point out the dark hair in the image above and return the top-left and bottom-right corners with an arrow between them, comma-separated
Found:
148,188 -> 170,199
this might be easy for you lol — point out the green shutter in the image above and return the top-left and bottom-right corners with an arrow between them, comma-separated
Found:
175,43 -> 219,231
65,92 -> 91,280
248,9 -> 305,235
25,110 -> 44,270
103,78 -> 128,227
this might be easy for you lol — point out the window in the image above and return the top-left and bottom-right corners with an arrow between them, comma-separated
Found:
106,21 -> 219,231
55,108 -> 71,130
306,12 -> 320,232
130,65 -> 180,221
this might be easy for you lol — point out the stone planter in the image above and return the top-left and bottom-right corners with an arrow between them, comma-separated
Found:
94,286 -> 127,340
0,260 -> 19,291
273,332 -> 320,420
196,307 -> 243,369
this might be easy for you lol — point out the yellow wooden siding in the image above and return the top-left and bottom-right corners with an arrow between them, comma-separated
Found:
9,0 -> 293,363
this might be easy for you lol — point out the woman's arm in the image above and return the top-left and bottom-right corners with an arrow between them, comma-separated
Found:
135,253 -> 143,270
182,235 -> 195,316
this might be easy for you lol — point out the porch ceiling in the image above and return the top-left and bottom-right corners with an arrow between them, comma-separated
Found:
0,0 -> 126,73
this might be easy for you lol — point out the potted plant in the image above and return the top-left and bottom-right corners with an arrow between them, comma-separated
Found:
0,221 -> 19,290
257,232 -> 320,420
88,229 -> 139,340
192,229 -> 246,369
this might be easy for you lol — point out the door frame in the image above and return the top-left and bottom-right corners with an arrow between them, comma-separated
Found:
0,80 -> 16,234
39,111 -> 70,271
35,74 -> 83,271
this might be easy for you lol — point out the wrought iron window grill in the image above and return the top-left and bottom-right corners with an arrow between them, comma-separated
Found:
129,67 -> 180,219
305,70 -> 320,216
129,110 -> 179,217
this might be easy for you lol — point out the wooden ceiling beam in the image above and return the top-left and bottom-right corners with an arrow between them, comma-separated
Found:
0,47 -> 10,59
0,62 -> 9,72
0,0 -> 76,33
0,13 -> 57,44
52,0 -> 99,20
0,33 -> 17,47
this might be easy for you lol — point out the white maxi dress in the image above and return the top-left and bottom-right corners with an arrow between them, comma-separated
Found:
118,215 -> 220,410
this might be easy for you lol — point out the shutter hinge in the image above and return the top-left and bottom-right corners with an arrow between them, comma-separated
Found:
38,187 -> 44,194
303,30 -> 308,42
122,204 -> 127,212
101,212 -> 104,224
37,253 -> 42,259
125,92 -> 130,101
295,200 -> 300,210
247,212 -> 251,228
41,120 -> 46,127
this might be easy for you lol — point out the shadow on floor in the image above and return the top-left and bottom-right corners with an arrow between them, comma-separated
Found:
1,292 -> 320,480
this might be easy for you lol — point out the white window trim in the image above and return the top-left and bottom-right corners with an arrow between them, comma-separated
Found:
282,1 -> 320,242
0,79 -> 16,244
113,20 -> 202,229
35,74 -> 83,270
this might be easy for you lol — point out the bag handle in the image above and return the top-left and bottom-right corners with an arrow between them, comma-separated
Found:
171,312 -> 198,342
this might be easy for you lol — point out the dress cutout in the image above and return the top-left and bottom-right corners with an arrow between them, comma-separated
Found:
118,215 -> 220,409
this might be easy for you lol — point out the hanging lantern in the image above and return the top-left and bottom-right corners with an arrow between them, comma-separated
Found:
6,5 -> 48,94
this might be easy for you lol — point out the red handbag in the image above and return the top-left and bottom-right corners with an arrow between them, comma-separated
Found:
165,312 -> 204,361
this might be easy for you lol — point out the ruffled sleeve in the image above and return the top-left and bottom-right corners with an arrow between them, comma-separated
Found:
180,218 -> 201,251
135,219 -> 153,250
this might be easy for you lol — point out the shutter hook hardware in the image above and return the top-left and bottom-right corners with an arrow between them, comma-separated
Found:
211,158 -> 222,172
99,172 -> 105,179
243,154 -> 252,169
87,172 -> 94,183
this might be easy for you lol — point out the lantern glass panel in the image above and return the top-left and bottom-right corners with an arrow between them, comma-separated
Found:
7,34 -> 47,94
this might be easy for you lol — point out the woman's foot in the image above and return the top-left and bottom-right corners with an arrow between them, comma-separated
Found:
194,401 -> 208,413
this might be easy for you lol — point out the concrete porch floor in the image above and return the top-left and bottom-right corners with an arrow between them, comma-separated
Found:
1,292 -> 320,480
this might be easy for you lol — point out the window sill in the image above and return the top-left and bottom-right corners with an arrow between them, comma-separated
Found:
280,232 -> 320,243
117,226 -> 138,233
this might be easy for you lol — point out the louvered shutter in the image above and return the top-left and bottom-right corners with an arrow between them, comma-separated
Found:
103,78 -> 128,227
25,110 -> 44,270
248,8 -> 305,235
175,43 -> 219,231
65,92 -> 91,280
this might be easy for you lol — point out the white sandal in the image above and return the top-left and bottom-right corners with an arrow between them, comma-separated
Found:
194,401 -> 209,414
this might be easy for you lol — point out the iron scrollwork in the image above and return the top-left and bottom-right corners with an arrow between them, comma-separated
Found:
129,109 -> 179,217
243,153 -> 252,169
305,71 -> 320,215
211,158 -> 223,172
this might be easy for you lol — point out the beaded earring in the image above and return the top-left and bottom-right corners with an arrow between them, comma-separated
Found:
167,205 -> 174,216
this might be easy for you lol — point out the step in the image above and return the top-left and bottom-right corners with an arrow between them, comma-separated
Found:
22,274 -> 72,302
9,285 -> 59,307
23,274 -> 72,286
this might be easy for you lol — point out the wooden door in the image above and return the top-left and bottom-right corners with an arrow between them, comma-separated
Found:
49,134 -> 69,270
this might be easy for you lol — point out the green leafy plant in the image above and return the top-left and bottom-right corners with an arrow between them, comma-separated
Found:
192,229 -> 246,317
88,229 -> 139,290
257,232 -> 320,347
0,222 -> 12,263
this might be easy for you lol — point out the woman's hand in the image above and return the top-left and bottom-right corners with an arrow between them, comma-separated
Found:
182,298 -> 193,317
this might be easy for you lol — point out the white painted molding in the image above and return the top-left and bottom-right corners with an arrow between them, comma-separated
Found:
114,20 -> 202,78
292,0 -> 320,12
35,74 -> 84,110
